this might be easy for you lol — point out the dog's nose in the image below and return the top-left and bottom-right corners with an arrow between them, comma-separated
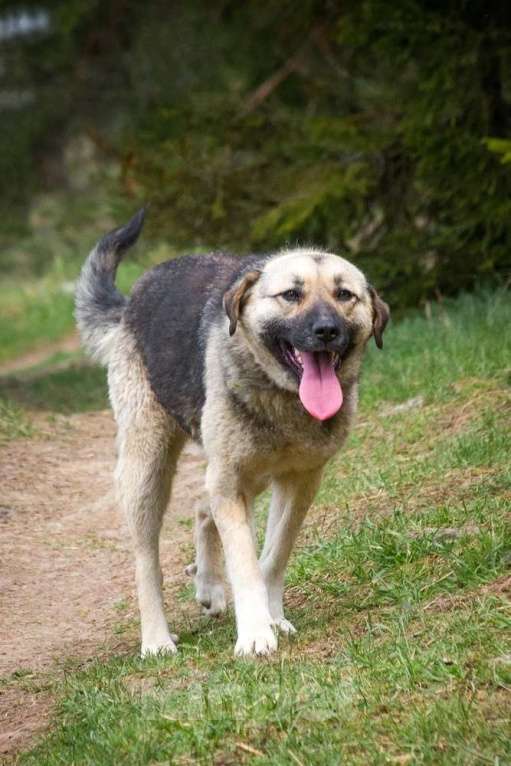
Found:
313,322 -> 339,343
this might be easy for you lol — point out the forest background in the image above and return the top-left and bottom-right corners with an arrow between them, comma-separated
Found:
1,0 -> 510,310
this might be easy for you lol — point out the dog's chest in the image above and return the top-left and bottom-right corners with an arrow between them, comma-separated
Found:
249,438 -> 337,478
202,374 -> 356,477
231,403 -> 352,481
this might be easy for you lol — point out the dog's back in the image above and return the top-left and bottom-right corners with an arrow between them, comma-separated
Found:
125,252 -> 243,433
75,209 -> 261,434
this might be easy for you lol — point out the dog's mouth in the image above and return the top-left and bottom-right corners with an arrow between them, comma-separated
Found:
278,341 -> 343,421
279,341 -> 341,376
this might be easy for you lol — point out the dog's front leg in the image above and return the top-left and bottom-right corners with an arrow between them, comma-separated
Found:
259,468 -> 323,634
206,465 -> 277,657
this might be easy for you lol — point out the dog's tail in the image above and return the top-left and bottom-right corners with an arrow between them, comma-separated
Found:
75,208 -> 145,365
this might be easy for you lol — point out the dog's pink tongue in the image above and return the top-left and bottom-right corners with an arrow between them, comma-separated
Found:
299,351 -> 343,421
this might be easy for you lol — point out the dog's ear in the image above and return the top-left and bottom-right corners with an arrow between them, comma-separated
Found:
368,285 -> 390,349
223,270 -> 261,336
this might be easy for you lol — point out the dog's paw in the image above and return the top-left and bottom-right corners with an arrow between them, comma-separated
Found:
235,624 -> 278,657
196,581 -> 227,617
273,617 -> 296,635
141,638 -> 178,658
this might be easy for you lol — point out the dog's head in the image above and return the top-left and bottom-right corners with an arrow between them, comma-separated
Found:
223,249 -> 389,421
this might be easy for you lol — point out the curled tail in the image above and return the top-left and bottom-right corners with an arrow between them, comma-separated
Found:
75,208 -> 145,365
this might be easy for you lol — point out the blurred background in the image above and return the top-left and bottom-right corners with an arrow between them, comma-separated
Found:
0,0 -> 510,405
2,1 -> 511,290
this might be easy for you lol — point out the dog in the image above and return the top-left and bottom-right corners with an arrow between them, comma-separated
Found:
75,209 -> 389,657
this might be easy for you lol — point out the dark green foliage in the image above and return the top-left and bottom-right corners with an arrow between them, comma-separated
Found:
138,0 -> 511,308
1,1 -> 510,307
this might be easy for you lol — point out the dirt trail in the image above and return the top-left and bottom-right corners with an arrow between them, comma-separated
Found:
0,333 -> 81,376
0,410 -> 206,756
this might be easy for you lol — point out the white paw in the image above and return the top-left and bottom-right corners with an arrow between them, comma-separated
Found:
273,617 -> 296,635
141,638 -> 178,658
195,580 -> 227,617
235,624 -> 278,657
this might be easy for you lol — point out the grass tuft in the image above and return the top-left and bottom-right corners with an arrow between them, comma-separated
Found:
0,397 -> 33,442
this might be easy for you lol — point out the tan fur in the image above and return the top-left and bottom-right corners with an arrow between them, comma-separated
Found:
108,327 -> 186,654
103,249 -> 386,657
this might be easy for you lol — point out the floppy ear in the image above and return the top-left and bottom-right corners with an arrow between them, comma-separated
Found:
223,270 -> 261,336
368,285 -> 390,349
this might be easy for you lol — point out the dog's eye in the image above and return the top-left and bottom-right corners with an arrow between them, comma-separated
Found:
280,289 -> 302,303
336,288 -> 354,302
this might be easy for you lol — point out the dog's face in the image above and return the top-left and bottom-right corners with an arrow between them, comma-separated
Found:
224,249 -> 389,420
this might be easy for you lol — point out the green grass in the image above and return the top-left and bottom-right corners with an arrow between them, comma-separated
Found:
4,288 -> 511,765
0,249 -> 151,416
0,278 -> 75,365
0,260 -> 146,365
0,397 -> 34,442
360,289 -> 511,409
0,355 -> 109,414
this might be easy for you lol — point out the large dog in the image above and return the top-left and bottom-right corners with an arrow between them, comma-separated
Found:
75,209 -> 389,657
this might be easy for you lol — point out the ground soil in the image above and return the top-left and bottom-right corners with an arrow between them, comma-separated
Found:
0,410 -> 207,758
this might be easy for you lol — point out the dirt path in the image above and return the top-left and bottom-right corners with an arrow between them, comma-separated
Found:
0,333 -> 81,376
0,410 -> 206,757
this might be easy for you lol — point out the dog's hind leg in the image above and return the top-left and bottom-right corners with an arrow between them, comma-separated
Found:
109,335 -> 187,655
186,485 -> 265,617
188,502 -> 227,616
109,331 -> 187,656
259,468 -> 322,635
116,414 -> 185,657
